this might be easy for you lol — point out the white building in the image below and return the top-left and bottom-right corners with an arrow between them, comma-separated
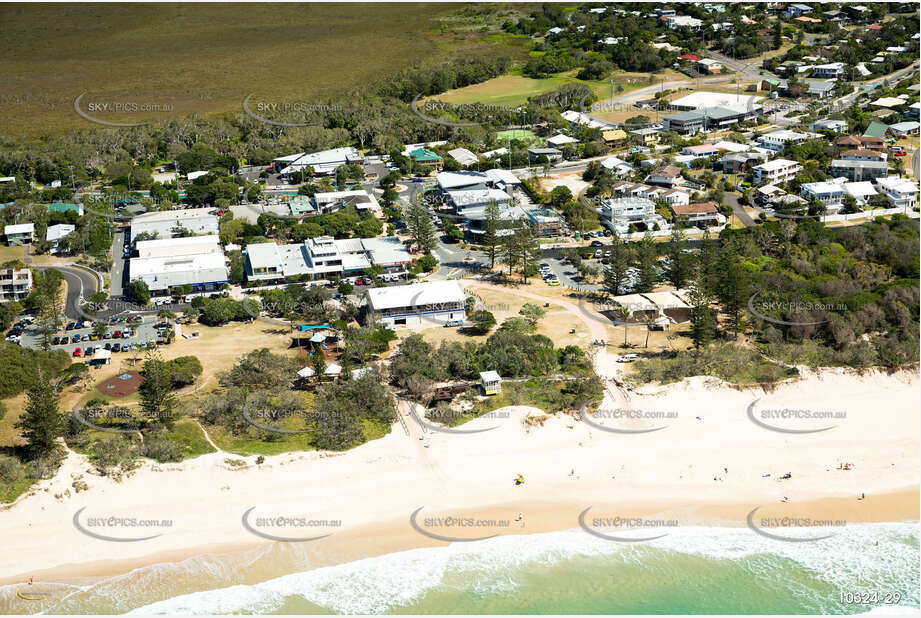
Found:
757,130 -> 810,151
45,223 -> 75,254
601,197 -> 667,234
811,62 -> 846,78
875,177 -> 919,209
4,223 -> 34,246
136,235 -> 223,259
0,268 -> 32,302
800,180 -> 846,212
447,148 -> 479,167
547,134 -> 579,147
664,15 -> 703,29
436,171 -> 490,192
275,147 -> 363,176
130,208 -> 220,242
668,91 -> 762,113
366,280 -> 466,328
129,251 -> 228,293
447,188 -> 513,211
752,159 -> 803,184
313,189 -> 380,214
843,181 -> 878,206
809,119 -> 848,133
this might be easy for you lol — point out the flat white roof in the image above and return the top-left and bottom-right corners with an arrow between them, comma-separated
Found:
480,370 -> 501,382
5,223 -> 34,234
754,158 -> 800,171
130,251 -> 227,277
136,234 -> 220,251
712,140 -> 749,153
367,280 -> 464,311
669,91 -> 762,110
186,170 -> 209,180
547,133 -> 579,145
802,181 -> 846,195
132,207 -> 217,224
484,168 -> 521,185
447,188 -> 512,208
436,171 -> 490,190
46,223 -> 75,242
447,148 -> 479,165
876,177 -> 919,194
246,242 -> 284,270
844,182 -> 878,199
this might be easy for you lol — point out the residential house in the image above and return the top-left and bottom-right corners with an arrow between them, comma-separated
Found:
698,58 -> 723,74
840,149 -> 886,162
682,144 -> 720,157
645,165 -> 683,188
758,129 -> 810,151
665,15 -> 703,29
800,180 -> 847,213
408,148 -> 444,169
862,121 -> 890,139
630,127 -> 661,145
601,129 -> 629,145
720,152 -> 766,174
670,202 -> 724,227
843,181 -> 879,206
528,148 -> 563,163
875,177 -> 920,209
46,223 -> 75,254
889,121 -> 920,137
752,159 -> 803,184
600,197 -> 667,234
547,134 -> 579,148
838,135 -> 885,151
600,156 -> 634,176
4,223 -> 34,246
0,268 -> 32,302
809,119 -> 848,133
829,159 -> 889,182
806,80 -> 837,99
810,63 -> 846,79
786,3 -> 813,17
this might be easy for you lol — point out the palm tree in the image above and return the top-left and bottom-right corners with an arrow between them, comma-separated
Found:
643,314 -> 655,348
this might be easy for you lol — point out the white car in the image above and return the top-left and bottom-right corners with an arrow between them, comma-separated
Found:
618,354 -> 639,363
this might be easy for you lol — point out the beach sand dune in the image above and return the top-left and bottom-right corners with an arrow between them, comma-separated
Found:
1,368 -> 917,585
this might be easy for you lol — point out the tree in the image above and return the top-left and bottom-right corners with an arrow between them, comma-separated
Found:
405,198 -> 437,254
715,239 -> 749,339
92,321 -> 108,340
603,233 -> 631,296
310,347 -> 327,383
666,227 -> 690,289
687,280 -> 716,351
139,351 -> 176,428
126,279 -> 151,306
469,310 -> 497,334
31,269 -> 64,351
482,199 -> 503,269
16,371 -> 64,458
696,230 -> 719,297
519,303 -> 546,326
617,306 -> 631,346
635,232 -> 658,293
517,223 -> 542,283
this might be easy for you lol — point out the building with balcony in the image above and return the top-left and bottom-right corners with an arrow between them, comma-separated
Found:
752,159 -> 802,183
0,268 -> 32,302
366,280 -> 466,328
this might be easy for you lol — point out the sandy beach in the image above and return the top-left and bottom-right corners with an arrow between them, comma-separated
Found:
1,365 -> 917,587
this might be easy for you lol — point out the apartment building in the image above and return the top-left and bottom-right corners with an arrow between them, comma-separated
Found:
0,268 -> 32,302
752,159 -> 803,183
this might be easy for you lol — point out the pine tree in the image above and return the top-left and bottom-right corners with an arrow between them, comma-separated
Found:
518,222 -> 542,283
635,232 -> 657,293
602,232 -> 631,296
697,229 -> 719,297
405,197 -> 437,254
482,199 -> 503,269
139,351 -> 176,428
715,239 -> 750,338
688,280 -> 716,352
666,227 -> 689,289
16,371 -> 64,458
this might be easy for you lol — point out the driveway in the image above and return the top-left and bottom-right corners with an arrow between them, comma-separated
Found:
724,193 -> 757,227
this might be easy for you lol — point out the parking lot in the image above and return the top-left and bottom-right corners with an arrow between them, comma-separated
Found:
18,314 -> 165,360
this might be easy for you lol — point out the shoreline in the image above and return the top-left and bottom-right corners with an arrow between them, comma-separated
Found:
4,489 -> 918,588
1,366 -> 918,590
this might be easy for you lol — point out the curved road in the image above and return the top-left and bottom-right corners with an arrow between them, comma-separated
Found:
34,264 -> 100,319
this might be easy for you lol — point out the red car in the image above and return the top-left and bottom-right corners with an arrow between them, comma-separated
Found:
114,330 -> 122,338
73,347 -> 82,357
894,151 -> 906,157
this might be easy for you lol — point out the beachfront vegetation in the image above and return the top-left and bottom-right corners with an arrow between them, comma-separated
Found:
634,216 -> 919,384
195,349 -> 395,454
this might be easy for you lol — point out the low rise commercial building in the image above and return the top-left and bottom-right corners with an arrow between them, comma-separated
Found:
129,208 -> 220,242
366,280 -> 466,328
129,235 -> 228,293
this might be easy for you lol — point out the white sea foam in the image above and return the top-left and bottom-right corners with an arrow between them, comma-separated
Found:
128,523 -> 920,615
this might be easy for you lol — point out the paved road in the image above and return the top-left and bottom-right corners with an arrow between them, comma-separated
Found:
724,193 -> 757,227
32,264 -> 100,319
110,228 -> 127,297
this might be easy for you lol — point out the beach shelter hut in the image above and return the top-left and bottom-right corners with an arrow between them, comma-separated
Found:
309,332 -> 326,344
297,366 -> 316,378
324,363 -> 342,376
92,348 -> 112,365
479,370 -> 501,395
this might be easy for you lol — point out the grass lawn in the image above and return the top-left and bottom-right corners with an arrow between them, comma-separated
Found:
0,245 -> 26,263
426,69 -> 674,109
495,129 -> 538,141
0,3 -> 528,138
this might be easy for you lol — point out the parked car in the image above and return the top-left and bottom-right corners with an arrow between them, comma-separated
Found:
443,319 -> 464,328
104,342 -> 112,351
618,353 -> 639,363
52,336 -> 61,345
114,330 -> 122,338
66,322 -> 76,331
73,347 -> 82,357
590,240 -> 603,247
112,343 -> 121,352
71,334 -> 81,343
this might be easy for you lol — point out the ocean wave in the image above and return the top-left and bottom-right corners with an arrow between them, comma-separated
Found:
128,523 -> 920,615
